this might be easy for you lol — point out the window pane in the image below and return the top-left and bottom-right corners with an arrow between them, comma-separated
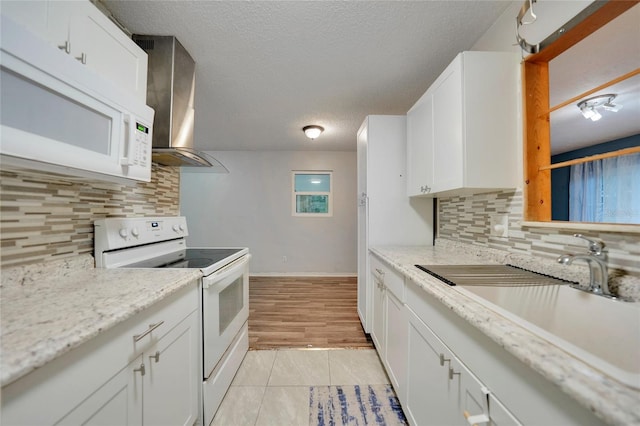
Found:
296,195 -> 329,213
294,174 -> 330,192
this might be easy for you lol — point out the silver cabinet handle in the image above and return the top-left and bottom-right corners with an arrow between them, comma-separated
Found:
149,350 -> 160,363
133,321 -> 164,342
134,363 -> 145,376
449,366 -> 461,380
58,40 -> 70,53
439,353 -> 450,366
76,52 -> 87,64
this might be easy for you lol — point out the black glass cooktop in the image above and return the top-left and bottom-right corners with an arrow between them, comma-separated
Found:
126,248 -> 243,269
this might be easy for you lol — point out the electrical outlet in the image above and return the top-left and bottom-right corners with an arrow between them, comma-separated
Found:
490,215 -> 509,237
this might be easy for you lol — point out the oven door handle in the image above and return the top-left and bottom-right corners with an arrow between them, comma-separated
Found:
202,254 -> 251,290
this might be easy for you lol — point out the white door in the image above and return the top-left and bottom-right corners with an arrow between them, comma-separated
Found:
385,290 -> 408,404
356,119 -> 369,331
406,308 -> 457,426
202,256 -> 250,378
432,57 -> 463,193
407,93 -> 435,196
58,356 -> 143,426
144,311 -> 199,426
371,266 -> 385,353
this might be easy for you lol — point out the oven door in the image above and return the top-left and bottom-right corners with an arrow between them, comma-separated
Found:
202,254 -> 250,379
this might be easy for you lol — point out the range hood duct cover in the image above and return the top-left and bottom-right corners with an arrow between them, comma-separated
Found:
133,35 -> 224,170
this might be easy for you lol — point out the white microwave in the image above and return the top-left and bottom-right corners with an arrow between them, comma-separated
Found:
0,15 -> 155,183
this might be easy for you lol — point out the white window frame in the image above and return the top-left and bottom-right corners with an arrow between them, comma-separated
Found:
291,170 -> 333,217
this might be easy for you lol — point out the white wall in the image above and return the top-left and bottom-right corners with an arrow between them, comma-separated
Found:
180,150 -> 357,275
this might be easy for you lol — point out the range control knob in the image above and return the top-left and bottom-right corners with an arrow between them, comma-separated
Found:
131,228 -> 140,237
172,224 -> 180,232
179,224 -> 185,232
119,228 -> 128,239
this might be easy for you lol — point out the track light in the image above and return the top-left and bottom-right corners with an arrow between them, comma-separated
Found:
576,94 -> 621,121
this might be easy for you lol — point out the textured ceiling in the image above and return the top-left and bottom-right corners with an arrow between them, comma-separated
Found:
102,1 -> 511,151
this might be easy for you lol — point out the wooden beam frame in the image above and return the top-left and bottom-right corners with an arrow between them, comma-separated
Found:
521,0 -> 639,222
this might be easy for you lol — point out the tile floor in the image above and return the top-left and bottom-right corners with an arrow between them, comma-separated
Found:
212,348 -> 392,425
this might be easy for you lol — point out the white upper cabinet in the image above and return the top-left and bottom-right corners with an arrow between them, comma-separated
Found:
407,51 -> 520,197
1,0 -> 148,103
406,92 -> 434,196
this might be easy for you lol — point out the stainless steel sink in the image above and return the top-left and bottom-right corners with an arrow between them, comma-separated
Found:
415,264 -> 640,389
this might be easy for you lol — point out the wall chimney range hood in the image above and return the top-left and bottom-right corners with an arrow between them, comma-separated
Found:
133,35 -> 226,170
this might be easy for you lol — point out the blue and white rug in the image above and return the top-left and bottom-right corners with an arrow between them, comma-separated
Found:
309,384 -> 408,426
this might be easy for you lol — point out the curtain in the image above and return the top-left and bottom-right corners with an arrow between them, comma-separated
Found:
569,152 -> 640,223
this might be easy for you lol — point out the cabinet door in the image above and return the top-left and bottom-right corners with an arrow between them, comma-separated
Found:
356,121 -> 369,331
488,394 -> 523,426
432,57 -> 463,193
449,357 -> 490,426
371,268 -> 386,353
385,290 -> 407,404
406,308 -> 457,426
46,1 -> 75,54
406,93 -> 434,196
57,356 -> 143,426
70,2 -> 148,103
143,310 -> 199,426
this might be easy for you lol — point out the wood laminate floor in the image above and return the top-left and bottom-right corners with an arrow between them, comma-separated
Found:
248,276 -> 373,350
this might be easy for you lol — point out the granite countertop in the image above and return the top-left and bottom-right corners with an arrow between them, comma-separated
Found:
370,242 -> 640,426
0,255 -> 202,387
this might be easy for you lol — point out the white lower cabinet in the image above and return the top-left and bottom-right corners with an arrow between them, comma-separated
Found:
369,254 -> 408,404
368,256 -> 523,426
142,309 -> 199,426
61,309 -> 198,426
385,290 -> 407,403
1,282 -> 200,426
58,355 -> 144,425
405,304 -> 521,426
406,308 -> 457,426
371,264 -> 386,352
404,277 -> 607,426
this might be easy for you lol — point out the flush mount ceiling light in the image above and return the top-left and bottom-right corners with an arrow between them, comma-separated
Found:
577,94 -> 622,122
303,125 -> 324,140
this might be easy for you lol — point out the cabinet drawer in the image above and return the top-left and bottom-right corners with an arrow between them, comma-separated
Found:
1,281 -> 199,425
128,281 -> 199,355
370,254 -> 405,301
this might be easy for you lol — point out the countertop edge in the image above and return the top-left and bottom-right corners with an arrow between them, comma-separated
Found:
0,268 -> 203,387
369,246 -> 640,426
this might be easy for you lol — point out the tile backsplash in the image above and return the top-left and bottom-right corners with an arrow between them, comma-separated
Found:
438,189 -> 640,277
0,165 -> 180,267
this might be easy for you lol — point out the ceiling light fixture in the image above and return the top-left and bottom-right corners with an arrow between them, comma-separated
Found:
577,94 -> 622,121
303,125 -> 324,140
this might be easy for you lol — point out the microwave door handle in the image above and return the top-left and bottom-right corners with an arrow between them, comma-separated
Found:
120,113 -> 134,166
202,254 -> 251,290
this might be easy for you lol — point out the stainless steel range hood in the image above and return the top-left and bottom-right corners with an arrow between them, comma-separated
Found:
133,35 -> 225,169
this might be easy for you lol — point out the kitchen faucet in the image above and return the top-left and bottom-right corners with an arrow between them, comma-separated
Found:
557,234 -> 613,298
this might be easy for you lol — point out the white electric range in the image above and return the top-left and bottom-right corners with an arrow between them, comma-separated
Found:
94,216 -> 250,425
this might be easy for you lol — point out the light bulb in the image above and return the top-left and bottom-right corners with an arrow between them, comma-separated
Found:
303,125 -> 324,140
603,102 -> 622,112
581,105 -> 595,119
